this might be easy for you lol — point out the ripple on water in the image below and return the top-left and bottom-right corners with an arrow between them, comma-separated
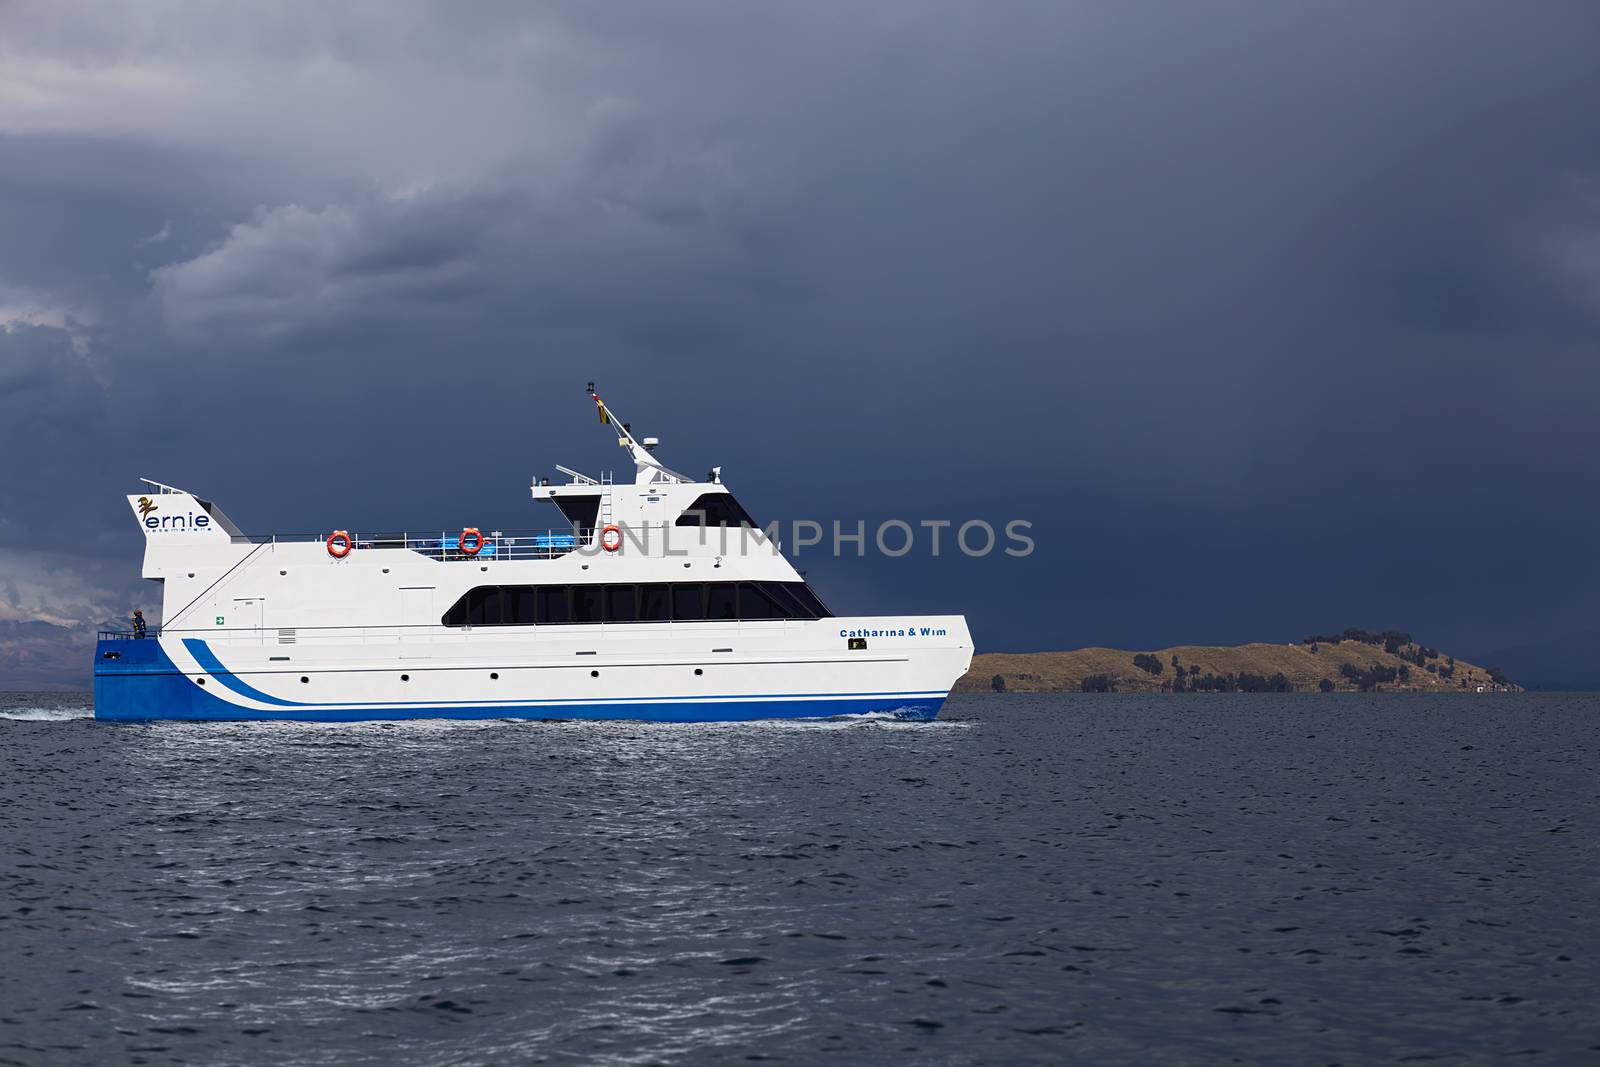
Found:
1,691 -> 1597,1063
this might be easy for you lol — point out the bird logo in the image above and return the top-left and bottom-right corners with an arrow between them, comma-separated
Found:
137,496 -> 158,519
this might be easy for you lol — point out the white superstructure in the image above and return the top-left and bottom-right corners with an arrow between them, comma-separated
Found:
94,389 -> 972,722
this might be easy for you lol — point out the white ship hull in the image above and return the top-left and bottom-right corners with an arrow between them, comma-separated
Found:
97,616 -> 970,722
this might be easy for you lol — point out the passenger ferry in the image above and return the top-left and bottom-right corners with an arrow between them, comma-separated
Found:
93,388 -> 972,722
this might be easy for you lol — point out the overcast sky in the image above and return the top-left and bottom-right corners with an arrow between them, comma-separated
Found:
3,2 -> 1599,687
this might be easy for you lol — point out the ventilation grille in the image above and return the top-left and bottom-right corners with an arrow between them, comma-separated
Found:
278,628 -> 297,645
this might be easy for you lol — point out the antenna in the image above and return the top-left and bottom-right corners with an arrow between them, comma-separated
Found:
585,384 -> 693,485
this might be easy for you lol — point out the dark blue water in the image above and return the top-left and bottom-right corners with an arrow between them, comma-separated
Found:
2,692 -> 1597,1064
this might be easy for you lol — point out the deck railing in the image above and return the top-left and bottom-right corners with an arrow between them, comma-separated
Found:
236,528 -> 594,561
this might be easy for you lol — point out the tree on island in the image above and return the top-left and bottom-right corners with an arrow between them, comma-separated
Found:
1340,662 -> 1400,691
1319,678 -> 1335,692
991,674 -> 1006,693
1132,653 -> 1164,676
1303,627 -> 1413,649
1081,673 -> 1116,693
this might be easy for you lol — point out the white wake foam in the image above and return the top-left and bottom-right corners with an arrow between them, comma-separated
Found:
0,705 -> 94,721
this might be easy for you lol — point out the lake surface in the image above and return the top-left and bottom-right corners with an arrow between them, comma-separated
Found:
2,692 -> 1597,1064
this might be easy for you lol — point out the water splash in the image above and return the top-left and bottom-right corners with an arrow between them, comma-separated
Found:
0,694 -> 93,721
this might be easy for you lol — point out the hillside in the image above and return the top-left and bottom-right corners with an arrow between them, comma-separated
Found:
957,631 -> 1516,694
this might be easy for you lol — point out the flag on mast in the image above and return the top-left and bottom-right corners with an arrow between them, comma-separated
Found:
595,396 -> 609,424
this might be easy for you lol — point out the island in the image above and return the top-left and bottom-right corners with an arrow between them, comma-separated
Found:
956,628 -> 1518,694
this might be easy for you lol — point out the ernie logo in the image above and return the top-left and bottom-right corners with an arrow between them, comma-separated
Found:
137,495 -> 210,532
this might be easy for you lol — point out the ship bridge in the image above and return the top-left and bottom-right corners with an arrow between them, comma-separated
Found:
529,386 -> 772,560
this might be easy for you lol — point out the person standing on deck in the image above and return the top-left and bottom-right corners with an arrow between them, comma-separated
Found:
131,609 -> 147,639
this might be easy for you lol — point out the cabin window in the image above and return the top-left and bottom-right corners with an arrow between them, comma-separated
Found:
537,586 -> 570,625
672,583 -> 705,621
467,586 -> 504,626
674,492 -> 756,528
640,584 -> 671,622
706,582 -> 738,620
738,582 -> 783,620
763,582 -> 813,620
572,585 -> 604,623
441,580 -> 834,627
786,582 -> 832,619
507,586 -> 538,626
605,585 -> 637,623
552,494 -> 602,535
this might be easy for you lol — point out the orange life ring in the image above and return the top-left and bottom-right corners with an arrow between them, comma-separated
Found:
459,527 -> 484,556
327,530 -> 352,559
600,524 -> 623,552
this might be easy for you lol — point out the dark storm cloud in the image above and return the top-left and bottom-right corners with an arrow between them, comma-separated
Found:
2,1 -> 1599,685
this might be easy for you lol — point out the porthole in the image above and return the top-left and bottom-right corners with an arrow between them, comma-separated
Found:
490,672 -> 499,680
301,676 -> 309,684
590,670 -> 599,678
187,572 -> 196,578
197,677 -> 206,686
401,674 -> 410,682
382,568 -> 390,574
480,566 -> 488,572
279,570 -> 287,576
694,668 -> 703,676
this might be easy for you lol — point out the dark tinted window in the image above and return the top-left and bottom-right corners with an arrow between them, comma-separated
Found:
706,582 -> 738,620
468,586 -> 503,626
537,586 -> 570,624
739,582 -> 783,620
672,583 -> 704,620
551,494 -> 601,534
507,586 -> 538,626
605,585 -> 637,623
763,582 -> 813,619
441,580 -> 832,626
788,583 -> 832,618
640,584 -> 670,621
674,492 -> 756,528
572,585 -> 603,623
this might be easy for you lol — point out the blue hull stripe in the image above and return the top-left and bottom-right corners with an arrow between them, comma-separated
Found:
182,639 -> 304,706
94,639 -> 948,723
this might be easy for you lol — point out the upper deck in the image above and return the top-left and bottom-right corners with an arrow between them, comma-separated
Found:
130,386 -> 770,563
122,387 -> 804,634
